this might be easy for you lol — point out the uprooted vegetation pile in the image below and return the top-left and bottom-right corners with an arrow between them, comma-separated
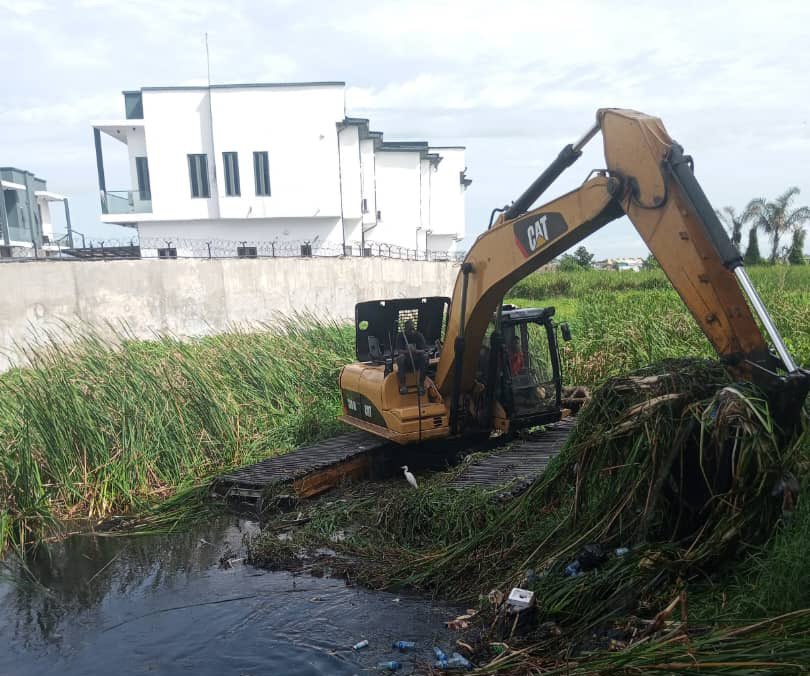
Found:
250,357 -> 810,673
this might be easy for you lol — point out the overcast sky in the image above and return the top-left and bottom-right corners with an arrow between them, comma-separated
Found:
2,0 -> 809,258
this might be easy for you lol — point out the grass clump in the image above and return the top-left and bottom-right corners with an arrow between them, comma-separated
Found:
0,317 -> 354,553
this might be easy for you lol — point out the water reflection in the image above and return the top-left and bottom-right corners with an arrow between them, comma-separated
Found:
0,517 -> 458,675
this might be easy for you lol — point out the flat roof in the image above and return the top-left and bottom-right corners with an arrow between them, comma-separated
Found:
378,141 -> 430,152
0,166 -> 36,176
123,81 -> 345,94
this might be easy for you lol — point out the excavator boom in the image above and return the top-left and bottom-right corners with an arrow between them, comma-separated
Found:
435,109 -> 806,434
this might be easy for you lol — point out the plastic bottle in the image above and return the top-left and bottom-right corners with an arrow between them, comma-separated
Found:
434,654 -> 473,671
450,652 -> 473,670
352,639 -> 369,651
391,640 -> 416,652
376,661 -> 402,671
433,647 -> 448,661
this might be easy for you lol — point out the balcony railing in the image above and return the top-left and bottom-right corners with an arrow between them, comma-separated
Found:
101,190 -> 152,215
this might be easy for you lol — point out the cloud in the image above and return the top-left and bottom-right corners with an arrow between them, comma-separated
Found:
1,0 -> 809,257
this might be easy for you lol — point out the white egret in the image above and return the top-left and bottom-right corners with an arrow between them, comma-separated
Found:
401,465 -> 418,489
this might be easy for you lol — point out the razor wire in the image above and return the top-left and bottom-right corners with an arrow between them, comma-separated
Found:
0,236 -> 465,263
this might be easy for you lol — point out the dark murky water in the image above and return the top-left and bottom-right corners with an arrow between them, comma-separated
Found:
0,517 -> 461,675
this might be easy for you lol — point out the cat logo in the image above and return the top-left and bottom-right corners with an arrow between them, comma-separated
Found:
527,215 -> 550,251
513,211 -> 568,258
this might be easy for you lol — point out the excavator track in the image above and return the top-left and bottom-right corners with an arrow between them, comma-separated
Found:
211,419 -> 576,508
211,431 -> 391,505
448,418 -> 575,497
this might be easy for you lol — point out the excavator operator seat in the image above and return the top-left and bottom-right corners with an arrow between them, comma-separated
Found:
354,296 -> 449,363
368,335 -> 385,363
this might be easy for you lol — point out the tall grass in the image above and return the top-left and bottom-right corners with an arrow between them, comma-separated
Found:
0,317 -> 354,553
510,266 -> 810,386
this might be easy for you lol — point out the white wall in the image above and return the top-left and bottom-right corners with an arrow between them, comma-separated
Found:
0,258 -> 460,372
126,127 -> 148,192
37,198 -> 53,238
420,157 -> 432,249
141,89 -> 215,220
208,85 -> 346,222
373,150 -> 422,250
359,138 -> 377,229
429,147 -> 466,237
338,125 -> 362,220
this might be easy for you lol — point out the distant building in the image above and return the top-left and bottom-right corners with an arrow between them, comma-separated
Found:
593,257 -> 644,272
0,167 -> 73,258
91,82 -> 469,258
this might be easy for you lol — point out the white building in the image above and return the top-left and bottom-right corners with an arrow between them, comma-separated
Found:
91,82 -> 469,258
1,166 -> 73,257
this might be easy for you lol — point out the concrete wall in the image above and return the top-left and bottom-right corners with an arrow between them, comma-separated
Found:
0,258 -> 459,371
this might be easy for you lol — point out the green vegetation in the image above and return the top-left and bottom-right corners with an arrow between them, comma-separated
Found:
510,265 -> 810,385
0,318 -> 354,553
249,357 -> 809,673
719,186 -> 809,264
2,265 -> 809,672
558,245 -> 595,271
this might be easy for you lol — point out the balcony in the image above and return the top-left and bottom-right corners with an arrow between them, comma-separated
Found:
101,190 -> 152,215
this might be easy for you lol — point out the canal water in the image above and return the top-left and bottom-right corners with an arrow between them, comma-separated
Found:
0,517 -> 462,675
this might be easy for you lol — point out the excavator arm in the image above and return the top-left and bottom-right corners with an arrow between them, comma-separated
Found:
436,108 -> 808,432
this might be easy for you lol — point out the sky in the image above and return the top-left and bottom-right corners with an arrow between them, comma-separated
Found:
2,0 -> 809,258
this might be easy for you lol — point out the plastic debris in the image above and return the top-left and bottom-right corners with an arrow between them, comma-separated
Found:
614,547 -> 630,557
434,653 -> 473,671
450,652 -> 473,670
564,560 -> 582,577
352,639 -> 369,651
377,661 -> 402,671
507,587 -> 535,611
391,640 -> 415,652
433,646 -> 448,661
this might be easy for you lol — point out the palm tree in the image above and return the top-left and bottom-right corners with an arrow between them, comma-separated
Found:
715,205 -> 757,252
747,187 -> 810,263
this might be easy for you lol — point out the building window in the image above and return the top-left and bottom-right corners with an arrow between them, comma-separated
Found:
136,157 -> 151,200
253,151 -> 271,196
124,92 -> 143,120
157,247 -> 177,259
222,152 -> 240,197
187,154 -> 210,198
237,245 -> 257,258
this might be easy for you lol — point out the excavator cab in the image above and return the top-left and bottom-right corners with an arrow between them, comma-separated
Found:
477,306 -> 566,432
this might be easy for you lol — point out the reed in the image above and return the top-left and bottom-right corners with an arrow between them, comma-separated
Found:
0,316 -> 354,553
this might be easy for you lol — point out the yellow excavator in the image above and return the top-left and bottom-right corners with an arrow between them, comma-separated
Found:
338,108 -> 809,445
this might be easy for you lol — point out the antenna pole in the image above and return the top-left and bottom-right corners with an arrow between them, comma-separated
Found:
205,32 -> 211,85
